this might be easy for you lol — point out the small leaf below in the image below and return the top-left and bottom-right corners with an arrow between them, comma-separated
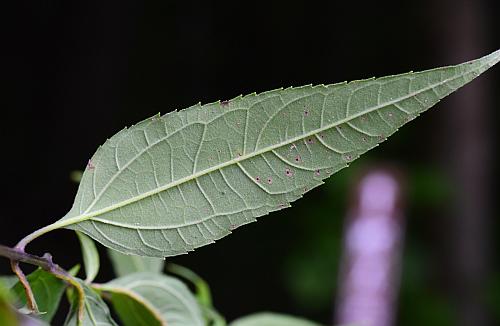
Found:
230,312 -> 322,326
100,272 -> 204,326
108,249 -> 164,277
64,280 -> 117,326
77,231 -> 100,282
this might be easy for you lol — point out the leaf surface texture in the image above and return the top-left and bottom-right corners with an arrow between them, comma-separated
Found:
100,272 -> 204,326
57,50 -> 500,256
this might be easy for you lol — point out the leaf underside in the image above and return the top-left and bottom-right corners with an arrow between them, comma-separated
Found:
57,50 -> 500,257
101,272 -> 204,326
229,312 -> 321,326
108,249 -> 164,278
77,231 -> 100,283
65,281 -> 117,326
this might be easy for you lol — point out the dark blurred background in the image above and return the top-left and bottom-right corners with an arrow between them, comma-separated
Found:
1,0 -> 500,325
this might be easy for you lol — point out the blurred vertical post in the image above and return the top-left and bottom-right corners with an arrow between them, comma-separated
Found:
335,168 -> 405,326
431,0 -> 493,325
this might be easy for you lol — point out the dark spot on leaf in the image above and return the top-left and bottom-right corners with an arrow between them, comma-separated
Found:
315,169 -> 320,176
267,177 -> 273,184
307,138 -> 314,144
255,176 -> 261,182
221,100 -> 229,107
304,110 -> 309,116
295,155 -> 301,162
87,160 -> 95,170
285,168 -> 293,177
343,154 -> 353,161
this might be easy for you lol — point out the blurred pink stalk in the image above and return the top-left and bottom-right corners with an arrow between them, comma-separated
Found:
335,169 -> 404,326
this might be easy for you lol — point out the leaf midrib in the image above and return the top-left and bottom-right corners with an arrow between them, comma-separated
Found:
59,63 -> 483,229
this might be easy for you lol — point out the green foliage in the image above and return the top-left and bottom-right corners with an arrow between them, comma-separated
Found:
167,264 -> 226,325
99,272 -> 204,326
65,280 -> 118,326
0,276 -> 18,289
45,49 -> 500,258
167,263 -> 212,307
0,50 -> 498,326
230,312 -> 321,326
11,268 -> 69,323
108,250 -> 164,277
0,282 -> 18,326
77,232 -> 100,283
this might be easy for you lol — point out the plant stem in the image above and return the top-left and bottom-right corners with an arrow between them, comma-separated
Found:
0,244 -> 85,322
0,245 -> 55,270
10,260 -> 38,313
14,221 -> 65,251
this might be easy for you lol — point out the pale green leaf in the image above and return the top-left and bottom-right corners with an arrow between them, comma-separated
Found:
0,275 -> 18,289
11,268 -> 68,323
77,231 -> 100,283
166,263 -> 212,307
64,280 -> 118,326
51,50 -> 499,257
99,272 -> 204,326
166,264 -> 226,325
0,281 -> 18,326
108,249 -> 163,277
230,312 -> 321,326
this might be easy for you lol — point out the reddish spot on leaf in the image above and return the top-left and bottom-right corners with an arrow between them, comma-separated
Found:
315,169 -> 321,176
307,138 -> 314,144
295,155 -> 301,162
343,154 -> 353,161
255,176 -> 261,182
221,100 -> 229,107
285,168 -> 293,177
267,177 -> 273,184
87,160 -> 95,170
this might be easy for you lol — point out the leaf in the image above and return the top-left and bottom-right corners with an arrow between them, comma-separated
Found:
0,275 -> 18,289
77,231 -> 100,283
0,281 -> 18,326
108,249 -> 164,277
50,50 -> 499,257
166,263 -> 212,307
229,312 -> 321,326
64,280 -> 118,326
99,272 -> 204,326
11,268 -> 68,323
166,264 -> 226,325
